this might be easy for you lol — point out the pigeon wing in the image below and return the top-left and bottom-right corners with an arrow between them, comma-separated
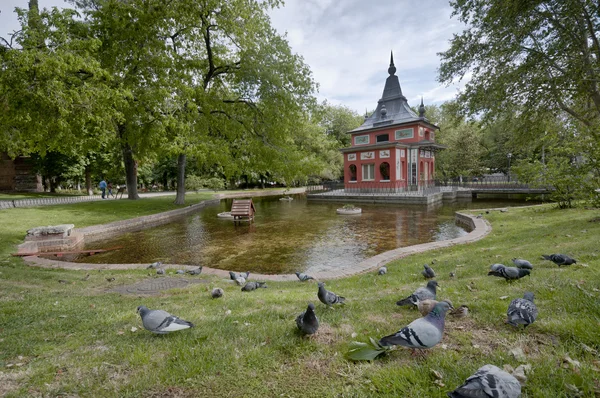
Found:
379,317 -> 441,349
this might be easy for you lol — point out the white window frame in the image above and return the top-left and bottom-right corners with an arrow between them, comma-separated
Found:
362,164 -> 375,181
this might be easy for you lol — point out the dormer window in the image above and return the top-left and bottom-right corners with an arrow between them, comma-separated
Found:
376,134 -> 389,143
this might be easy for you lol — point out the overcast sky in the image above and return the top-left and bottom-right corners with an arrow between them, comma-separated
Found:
0,0 -> 468,114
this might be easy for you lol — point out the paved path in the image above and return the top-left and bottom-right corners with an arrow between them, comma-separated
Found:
23,210 -> 491,281
0,190 -> 214,209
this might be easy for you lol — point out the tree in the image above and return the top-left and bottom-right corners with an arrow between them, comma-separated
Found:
439,0 -> 600,130
318,101 -> 364,148
0,3 -> 120,181
439,0 -> 600,201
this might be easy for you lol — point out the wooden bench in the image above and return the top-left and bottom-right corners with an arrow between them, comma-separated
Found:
230,199 -> 256,223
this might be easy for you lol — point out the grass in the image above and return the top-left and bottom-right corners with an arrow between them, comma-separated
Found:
0,198 -> 599,397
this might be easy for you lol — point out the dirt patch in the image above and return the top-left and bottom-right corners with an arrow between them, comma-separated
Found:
0,370 -> 28,396
313,324 -> 338,345
108,277 -> 208,296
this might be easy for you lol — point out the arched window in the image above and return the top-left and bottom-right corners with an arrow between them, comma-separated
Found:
380,162 -> 390,181
349,164 -> 357,181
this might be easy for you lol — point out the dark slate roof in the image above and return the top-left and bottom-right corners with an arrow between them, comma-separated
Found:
349,52 -> 434,134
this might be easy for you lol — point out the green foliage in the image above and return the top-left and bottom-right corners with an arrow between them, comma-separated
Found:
346,337 -> 389,361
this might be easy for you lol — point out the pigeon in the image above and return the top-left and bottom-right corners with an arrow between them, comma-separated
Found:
422,264 -> 436,279
147,261 -> 162,269
156,269 -> 165,275
489,263 -> 505,272
449,272 -> 455,278
295,272 -> 314,282
136,305 -> 194,334
447,364 -> 521,398
418,299 -> 454,316
379,301 -> 451,350
186,266 -> 203,276
512,258 -> 533,269
542,254 -> 576,266
241,281 -> 267,291
396,281 -> 438,306
317,282 -> 345,306
296,303 -> 319,335
378,266 -> 387,275
507,292 -> 538,328
234,277 -> 246,286
450,305 -> 469,318
175,270 -> 185,274
106,277 -> 115,282
230,271 -> 251,280
81,274 -> 90,281
211,287 -> 224,298
488,266 -> 530,281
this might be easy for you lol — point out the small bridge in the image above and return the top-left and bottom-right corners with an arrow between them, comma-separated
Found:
435,175 -> 552,196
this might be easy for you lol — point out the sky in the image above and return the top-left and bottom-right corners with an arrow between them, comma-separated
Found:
0,0 -> 468,114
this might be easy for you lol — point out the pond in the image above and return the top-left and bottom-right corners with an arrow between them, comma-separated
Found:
72,195 -> 533,274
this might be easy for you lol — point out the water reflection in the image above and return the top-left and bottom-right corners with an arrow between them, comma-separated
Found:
74,195 -> 531,274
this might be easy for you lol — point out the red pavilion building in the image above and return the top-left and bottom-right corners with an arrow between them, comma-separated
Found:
341,53 -> 444,192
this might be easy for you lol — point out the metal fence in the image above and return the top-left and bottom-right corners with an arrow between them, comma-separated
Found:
434,175 -> 548,190
306,181 -> 458,197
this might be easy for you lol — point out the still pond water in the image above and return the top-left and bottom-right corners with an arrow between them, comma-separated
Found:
75,195 -> 531,274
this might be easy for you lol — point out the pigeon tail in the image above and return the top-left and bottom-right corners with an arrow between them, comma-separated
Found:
396,295 -> 417,306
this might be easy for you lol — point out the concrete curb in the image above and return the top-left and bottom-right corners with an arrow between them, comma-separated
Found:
22,208 -> 491,281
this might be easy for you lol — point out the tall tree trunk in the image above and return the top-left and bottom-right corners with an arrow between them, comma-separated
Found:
174,153 -> 186,205
85,165 -> 93,195
122,143 -> 140,200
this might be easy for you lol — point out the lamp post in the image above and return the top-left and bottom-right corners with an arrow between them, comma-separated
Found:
507,153 -> 513,182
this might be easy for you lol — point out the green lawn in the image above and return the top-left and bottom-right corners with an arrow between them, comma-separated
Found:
0,199 -> 599,397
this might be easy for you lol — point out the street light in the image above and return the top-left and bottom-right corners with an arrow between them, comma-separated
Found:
507,153 -> 513,182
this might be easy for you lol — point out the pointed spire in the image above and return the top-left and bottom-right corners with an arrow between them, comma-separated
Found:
364,108 -> 368,120
419,97 -> 426,118
388,50 -> 396,76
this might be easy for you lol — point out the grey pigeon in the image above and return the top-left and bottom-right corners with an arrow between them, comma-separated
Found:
447,364 -> 521,398
186,266 -> 203,275
234,276 -> 246,286
507,292 -> 538,328
239,271 -> 250,279
296,303 -> 319,335
241,281 -> 267,291
147,261 -> 162,269
542,253 -> 576,266
488,266 -> 530,281
422,264 -> 436,279
379,301 -> 451,350
229,271 -> 238,280
295,272 -> 314,282
175,270 -> 185,274
136,305 -> 194,334
511,258 -> 533,269
490,263 -> 505,272
396,281 -> 438,306
156,268 -> 165,275
378,266 -> 387,275
317,282 -> 345,306
211,287 -> 224,298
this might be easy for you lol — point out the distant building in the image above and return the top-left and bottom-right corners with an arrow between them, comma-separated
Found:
0,153 -> 43,192
341,53 -> 444,192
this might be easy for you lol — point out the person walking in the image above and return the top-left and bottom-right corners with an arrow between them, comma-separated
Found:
107,181 -> 114,198
99,179 -> 107,199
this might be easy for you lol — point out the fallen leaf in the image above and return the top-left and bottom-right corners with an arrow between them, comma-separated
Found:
244,322 -> 251,326
130,327 -> 138,333
58,315 -> 67,318
472,344 -> 480,349
562,355 -> 581,369
18,356 -> 24,360
351,332 -> 358,338
510,347 -> 526,362
581,343 -> 598,355
117,331 -> 124,335
225,310 -> 232,315
441,344 -> 448,350
433,380 -> 445,388
430,369 -> 443,380
499,296 -> 509,300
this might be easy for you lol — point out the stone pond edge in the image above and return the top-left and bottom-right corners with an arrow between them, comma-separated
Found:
21,193 -> 492,281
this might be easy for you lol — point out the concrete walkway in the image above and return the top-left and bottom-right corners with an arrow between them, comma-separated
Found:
0,190 -> 215,210
22,209 -> 491,281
